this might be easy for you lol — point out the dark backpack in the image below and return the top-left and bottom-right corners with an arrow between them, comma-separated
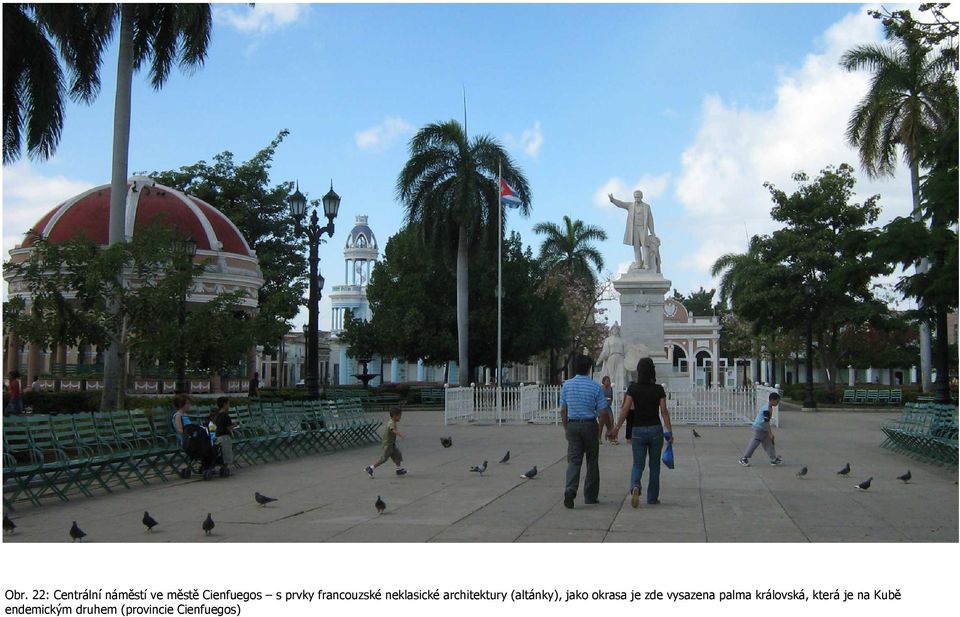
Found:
182,423 -> 212,459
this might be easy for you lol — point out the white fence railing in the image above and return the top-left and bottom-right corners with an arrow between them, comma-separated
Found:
444,384 -> 561,425
668,387 -> 755,426
445,383 -> 780,427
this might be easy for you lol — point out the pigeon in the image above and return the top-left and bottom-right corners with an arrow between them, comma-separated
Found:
897,470 -> 911,483
255,492 -> 278,507
469,460 -> 488,476
837,463 -> 851,476
796,466 -> 808,478
855,477 -> 873,491
202,513 -> 215,536
142,511 -> 158,532
69,521 -> 86,542
440,436 -> 453,448
375,496 -> 386,515
692,429 -> 701,438
3,513 -> 15,534
499,450 -> 510,464
521,466 -> 538,479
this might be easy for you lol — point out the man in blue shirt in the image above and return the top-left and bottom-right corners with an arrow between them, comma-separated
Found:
560,354 -> 613,508
739,392 -> 782,466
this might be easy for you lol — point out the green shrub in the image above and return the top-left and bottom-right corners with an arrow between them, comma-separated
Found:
781,383 -> 924,406
22,391 -> 100,413
17,392 -> 249,414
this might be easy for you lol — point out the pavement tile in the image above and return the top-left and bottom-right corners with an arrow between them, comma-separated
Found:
3,409 -> 956,543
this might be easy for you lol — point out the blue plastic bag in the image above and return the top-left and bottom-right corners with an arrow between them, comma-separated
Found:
662,442 -> 675,469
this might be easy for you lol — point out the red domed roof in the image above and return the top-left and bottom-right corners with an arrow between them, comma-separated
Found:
21,177 -> 254,257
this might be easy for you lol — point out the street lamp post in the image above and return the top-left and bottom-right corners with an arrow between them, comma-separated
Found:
289,182 -> 340,400
174,237 -> 197,394
802,280 -> 817,410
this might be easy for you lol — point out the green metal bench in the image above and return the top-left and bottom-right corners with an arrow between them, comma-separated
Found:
4,418 -> 50,507
4,397 -> 382,507
881,402 -> 958,466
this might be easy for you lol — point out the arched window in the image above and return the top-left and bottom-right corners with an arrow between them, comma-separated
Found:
356,235 -> 366,248
672,344 -> 686,368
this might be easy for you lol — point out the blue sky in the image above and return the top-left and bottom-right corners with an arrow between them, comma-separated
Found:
3,2 -> 943,330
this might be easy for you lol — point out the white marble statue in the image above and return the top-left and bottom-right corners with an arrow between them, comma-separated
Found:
608,190 -> 657,270
624,342 -> 651,379
597,323 -> 627,391
645,234 -> 661,274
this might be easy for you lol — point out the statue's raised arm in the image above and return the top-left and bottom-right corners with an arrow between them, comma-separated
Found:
608,193 -> 632,209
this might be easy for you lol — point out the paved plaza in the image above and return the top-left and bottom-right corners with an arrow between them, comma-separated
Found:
4,406 -> 957,543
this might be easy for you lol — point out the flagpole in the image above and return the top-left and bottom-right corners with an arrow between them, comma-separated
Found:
497,159 -> 503,427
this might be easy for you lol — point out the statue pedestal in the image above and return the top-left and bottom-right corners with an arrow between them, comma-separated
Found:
615,269 -> 686,390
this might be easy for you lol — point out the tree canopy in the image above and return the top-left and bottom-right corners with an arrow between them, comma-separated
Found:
533,215 -> 607,287
712,164 -> 891,390
357,225 -> 566,375
148,130 -> 307,353
3,3 -> 114,164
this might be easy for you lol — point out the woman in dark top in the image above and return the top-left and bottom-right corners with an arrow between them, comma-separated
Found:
609,357 -> 673,507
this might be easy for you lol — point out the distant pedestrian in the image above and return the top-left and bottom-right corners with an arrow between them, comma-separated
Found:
560,355 -> 612,508
213,396 -> 236,470
609,357 -> 673,507
30,376 -> 40,392
739,392 -> 782,467
6,371 -> 23,414
249,372 -> 260,397
365,407 -> 407,477
600,376 -> 618,445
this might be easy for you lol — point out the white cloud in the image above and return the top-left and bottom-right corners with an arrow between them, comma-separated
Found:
504,121 -> 544,158
214,3 -> 306,35
2,161 -> 96,253
1,162 -> 96,299
673,5 -> 923,288
354,116 -> 414,153
593,173 -> 671,209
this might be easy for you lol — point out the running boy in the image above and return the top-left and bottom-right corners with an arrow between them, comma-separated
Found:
366,407 -> 406,477
739,392 -> 782,466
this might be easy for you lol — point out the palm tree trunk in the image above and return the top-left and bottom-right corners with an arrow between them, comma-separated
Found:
456,224 -> 469,386
910,160 -> 932,393
933,241 -> 951,402
100,5 -> 134,411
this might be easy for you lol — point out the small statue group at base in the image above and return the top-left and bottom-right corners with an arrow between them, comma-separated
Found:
596,323 -> 651,391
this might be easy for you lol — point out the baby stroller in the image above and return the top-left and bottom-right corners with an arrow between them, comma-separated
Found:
180,423 -> 230,481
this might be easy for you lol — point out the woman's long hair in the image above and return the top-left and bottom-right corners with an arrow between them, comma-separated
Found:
636,357 -> 656,385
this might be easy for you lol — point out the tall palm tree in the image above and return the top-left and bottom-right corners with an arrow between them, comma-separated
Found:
840,22 -> 953,393
396,120 -> 531,386
3,3 -> 114,164
533,215 -> 606,285
101,4 -> 212,409
712,240 -> 770,383
711,238 -> 766,310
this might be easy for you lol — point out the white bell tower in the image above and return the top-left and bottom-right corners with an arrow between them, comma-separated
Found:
330,215 -> 379,333
330,215 -> 380,385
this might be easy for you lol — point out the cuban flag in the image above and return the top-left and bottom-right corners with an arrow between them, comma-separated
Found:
499,178 -> 523,209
